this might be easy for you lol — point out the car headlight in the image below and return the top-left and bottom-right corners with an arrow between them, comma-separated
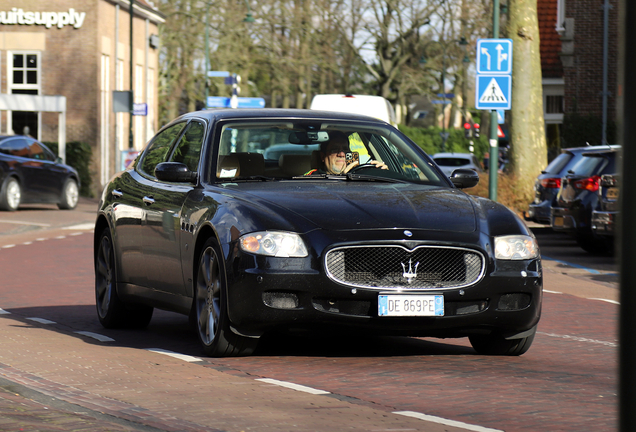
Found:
494,235 -> 539,260
239,231 -> 308,257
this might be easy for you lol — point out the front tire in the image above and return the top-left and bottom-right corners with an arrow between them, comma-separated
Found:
194,238 -> 257,357
95,227 -> 153,328
0,177 -> 21,211
469,327 -> 536,356
58,178 -> 79,210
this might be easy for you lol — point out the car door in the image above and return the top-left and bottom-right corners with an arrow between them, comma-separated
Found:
1,137 -> 37,200
139,119 -> 205,295
26,139 -> 66,201
113,122 -> 186,288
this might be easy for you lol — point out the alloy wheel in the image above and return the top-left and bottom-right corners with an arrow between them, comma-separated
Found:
95,235 -> 113,318
196,246 -> 222,345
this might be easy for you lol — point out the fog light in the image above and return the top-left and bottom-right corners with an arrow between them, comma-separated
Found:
498,293 -> 531,311
263,292 -> 299,309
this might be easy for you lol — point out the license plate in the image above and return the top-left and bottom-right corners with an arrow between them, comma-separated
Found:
378,295 -> 444,317
607,187 -> 619,199
553,216 -> 564,227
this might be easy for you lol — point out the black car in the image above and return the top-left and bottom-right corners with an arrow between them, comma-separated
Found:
551,147 -> 620,252
527,145 -> 620,224
0,135 -> 80,211
591,173 -> 619,238
94,109 -> 542,357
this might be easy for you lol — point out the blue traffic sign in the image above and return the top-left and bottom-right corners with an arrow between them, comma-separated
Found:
477,39 -> 512,75
207,96 -> 265,109
475,75 -> 511,110
207,71 -> 231,78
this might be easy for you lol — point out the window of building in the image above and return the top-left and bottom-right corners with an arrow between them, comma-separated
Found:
556,0 -> 565,34
9,52 -> 40,137
101,54 -> 111,185
545,95 -> 564,114
135,64 -> 144,150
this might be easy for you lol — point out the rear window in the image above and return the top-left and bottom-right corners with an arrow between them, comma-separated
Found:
434,157 -> 471,167
569,154 -> 610,177
543,152 -> 572,175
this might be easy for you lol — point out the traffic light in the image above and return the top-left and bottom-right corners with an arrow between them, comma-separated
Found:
473,123 -> 480,138
464,122 -> 472,139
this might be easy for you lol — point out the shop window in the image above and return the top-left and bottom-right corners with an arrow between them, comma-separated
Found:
12,53 -> 39,87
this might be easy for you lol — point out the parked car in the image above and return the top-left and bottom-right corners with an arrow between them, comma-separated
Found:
550,147 -> 620,253
0,135 -> 80,211
94,108 -> 542,357
432,152 -> 483,177
527,145 -> 620,224
591,173 -> 619,239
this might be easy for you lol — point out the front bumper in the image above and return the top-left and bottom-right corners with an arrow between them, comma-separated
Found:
225,249 -> 543,340
591,210 -> 617,237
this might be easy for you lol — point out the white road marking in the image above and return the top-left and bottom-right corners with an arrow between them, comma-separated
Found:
74,331 -> 115,342
256,378 -> 330,395
63,223 -> 94,230
544,289 -> 562,294
538,331 -> 617,347
0,308 -> 10,314
589,298 -> 620,305
0,220 -> 50,227
1,244 -> 15,249
145,348 -> 202,363
394,411 -> 503,432
27,317 -> 56,325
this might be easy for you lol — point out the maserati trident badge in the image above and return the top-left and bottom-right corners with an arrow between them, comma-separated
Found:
401,258 -> 419,284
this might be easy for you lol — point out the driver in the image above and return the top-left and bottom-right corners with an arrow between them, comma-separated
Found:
305,131 -> 387,175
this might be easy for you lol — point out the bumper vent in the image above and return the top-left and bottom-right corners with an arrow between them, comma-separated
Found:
325,245 -> 485,290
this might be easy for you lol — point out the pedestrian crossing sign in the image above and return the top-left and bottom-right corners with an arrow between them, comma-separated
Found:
475,75 -> 511,110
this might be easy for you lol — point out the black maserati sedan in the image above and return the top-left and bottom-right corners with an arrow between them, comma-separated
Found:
0,135 -> 80,211
94,109 -> 542,357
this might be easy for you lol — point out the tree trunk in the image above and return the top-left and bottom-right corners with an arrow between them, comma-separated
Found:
507,0 -> 547,199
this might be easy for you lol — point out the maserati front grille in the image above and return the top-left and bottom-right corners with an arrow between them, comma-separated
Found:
325,245 -> 485,290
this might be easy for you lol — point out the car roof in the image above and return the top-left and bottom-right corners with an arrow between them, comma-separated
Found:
432,152 -> 475,159
176,108 -> 384,124
562,144 -> 620,155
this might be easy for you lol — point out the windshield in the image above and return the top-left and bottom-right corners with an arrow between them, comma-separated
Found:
214,120 -> 447,185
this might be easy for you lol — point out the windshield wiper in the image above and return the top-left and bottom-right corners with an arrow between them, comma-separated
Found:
345,173 -> 409,184
231,175 -> 277,182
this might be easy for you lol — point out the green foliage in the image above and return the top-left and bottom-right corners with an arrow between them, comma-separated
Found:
399,125 -> 489,160
561,113 -> 617,147
44,141 -> 93,197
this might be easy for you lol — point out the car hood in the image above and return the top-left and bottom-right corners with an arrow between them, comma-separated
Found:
225,182 -> 477,233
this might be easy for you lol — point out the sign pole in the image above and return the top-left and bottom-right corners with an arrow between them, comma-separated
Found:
488,0 -> 501,201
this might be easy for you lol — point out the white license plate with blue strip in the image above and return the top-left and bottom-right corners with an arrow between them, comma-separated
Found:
378,295 -> 444,317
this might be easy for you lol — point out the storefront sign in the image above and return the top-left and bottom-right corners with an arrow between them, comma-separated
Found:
0,8 -> 86,29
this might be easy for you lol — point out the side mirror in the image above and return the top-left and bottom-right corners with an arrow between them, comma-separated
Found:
450,169 -> 480,189
155,162 -> 197,183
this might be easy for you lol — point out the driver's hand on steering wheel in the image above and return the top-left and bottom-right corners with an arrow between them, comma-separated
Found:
369,160 -> 389,170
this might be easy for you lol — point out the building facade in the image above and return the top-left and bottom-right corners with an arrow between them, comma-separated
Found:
0,0 -> 164,195
539,0 -> 620,153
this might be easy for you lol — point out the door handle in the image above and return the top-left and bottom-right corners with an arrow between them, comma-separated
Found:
111,189 -> 123,198
143,196 -> 155,205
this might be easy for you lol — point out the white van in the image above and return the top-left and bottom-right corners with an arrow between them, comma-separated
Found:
310,94 -> 398,127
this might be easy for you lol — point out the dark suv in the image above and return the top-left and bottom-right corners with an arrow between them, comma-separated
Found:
550,147 -> 620,253
527,145 -> 620,224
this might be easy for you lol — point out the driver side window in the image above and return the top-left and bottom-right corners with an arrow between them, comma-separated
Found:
139,122 -> 186,177
169,121 -> 205,173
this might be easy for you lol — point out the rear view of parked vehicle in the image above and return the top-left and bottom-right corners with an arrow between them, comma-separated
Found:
550,147 -> 620,253
591,173 -> 619,241
527,145 -> 620,224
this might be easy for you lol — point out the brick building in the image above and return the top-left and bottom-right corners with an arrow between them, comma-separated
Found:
0,0 -> 164,195
539,0 -> 620,151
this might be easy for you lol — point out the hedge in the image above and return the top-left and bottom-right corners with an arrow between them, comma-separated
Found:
44,141 -> 93,197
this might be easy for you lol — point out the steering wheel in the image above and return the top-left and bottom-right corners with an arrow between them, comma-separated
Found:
347,163 -> 380,173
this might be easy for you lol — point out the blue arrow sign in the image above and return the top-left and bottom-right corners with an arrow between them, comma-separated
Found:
207,71 -> 231,78
475,75 -> 511,110
477,39 -> 512,75
207,96 -> 266,109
